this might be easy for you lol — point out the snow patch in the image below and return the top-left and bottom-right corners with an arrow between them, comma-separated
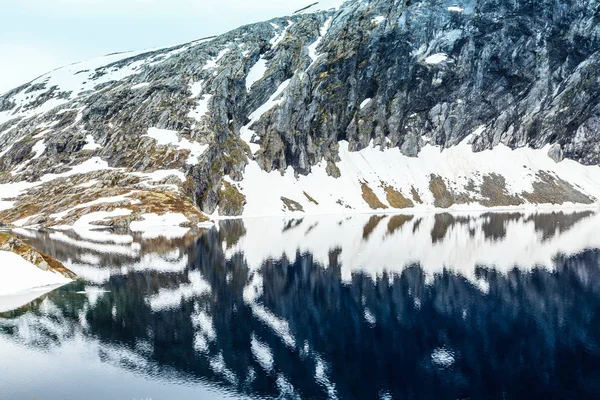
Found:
307,17 -> 333,64
188,94 -> 213,123
246,58 -> 268,91
448,5 -> 465,12
12,214 -> 41,227
129,169 -> 186,183
131,82 -> 150,90
144,127 -> 179,146
130,213 -> 190,239
202,48 -> 231,71
82,134 -> 102,151
189,80 -> 204,98
270,21 -> 294,48
71,209 -> 133,241
76,179 -> 98,188
31,140 -> 46,160
240,79 -> 291,153
424,53 -> 449,64
144,128 -> 208,165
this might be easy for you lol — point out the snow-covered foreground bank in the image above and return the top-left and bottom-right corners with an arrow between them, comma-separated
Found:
0,251 -> 72,297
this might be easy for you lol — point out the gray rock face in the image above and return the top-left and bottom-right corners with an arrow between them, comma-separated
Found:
0,0 -> 599,216
548,144 -> 564,163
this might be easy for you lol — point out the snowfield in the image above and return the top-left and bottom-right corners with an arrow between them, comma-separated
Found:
231,138 -> 600,218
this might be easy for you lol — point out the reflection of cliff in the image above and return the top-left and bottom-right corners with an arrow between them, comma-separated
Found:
2,213 -> 600,399
226,210 -> 600,281
261,254 -> 600,399
13,228 -> 201,284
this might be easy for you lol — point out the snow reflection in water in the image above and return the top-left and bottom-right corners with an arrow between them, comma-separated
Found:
1,210 -> 600,399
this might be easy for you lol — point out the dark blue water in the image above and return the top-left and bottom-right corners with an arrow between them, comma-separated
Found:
1,212 -> 600,399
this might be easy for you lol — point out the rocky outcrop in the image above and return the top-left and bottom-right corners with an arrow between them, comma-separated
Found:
0,169 -> 209,230
1,0 -> 599,220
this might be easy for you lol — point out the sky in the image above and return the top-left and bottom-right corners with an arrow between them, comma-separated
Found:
0,0 -> 344,94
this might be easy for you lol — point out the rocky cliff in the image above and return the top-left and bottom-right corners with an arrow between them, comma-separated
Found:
1,0 -> 600,226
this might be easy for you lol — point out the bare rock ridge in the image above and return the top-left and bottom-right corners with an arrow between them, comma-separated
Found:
1,0 -> 600,225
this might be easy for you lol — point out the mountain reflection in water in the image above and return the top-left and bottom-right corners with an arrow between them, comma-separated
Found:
2,210 -> 600,400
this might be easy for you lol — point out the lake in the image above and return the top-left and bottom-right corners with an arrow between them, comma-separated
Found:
1,211 -> 600,399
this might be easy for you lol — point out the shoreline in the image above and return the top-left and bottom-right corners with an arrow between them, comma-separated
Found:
5,202 -> 599,231
207,202 -> 600,221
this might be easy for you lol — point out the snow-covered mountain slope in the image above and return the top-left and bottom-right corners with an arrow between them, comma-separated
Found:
1,0 -> 600,228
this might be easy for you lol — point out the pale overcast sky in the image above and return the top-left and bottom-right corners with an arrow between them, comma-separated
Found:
0,0 -> 343,94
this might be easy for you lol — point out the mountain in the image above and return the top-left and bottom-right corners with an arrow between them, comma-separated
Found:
1,0 -> 600,229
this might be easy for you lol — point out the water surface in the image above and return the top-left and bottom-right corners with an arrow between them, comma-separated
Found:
2,211 -> 600,399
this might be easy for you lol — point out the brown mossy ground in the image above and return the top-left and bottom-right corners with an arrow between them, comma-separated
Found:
61,190 -> 209,229
0,169 -> 210,228
303,191 -> 319,205
479,173 -> 522,207
128,191 -> 209,224
428,175 -> 476,208
521,171 -> 594,205
429,175 -> 455,209
383,186 -> 414,209
281,197 -> 305,212
411,187 -> 423,204
0,186 -> 132,225
361,182 -> 387,209
218,182 -> 246,216
428,171 -> 593,208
